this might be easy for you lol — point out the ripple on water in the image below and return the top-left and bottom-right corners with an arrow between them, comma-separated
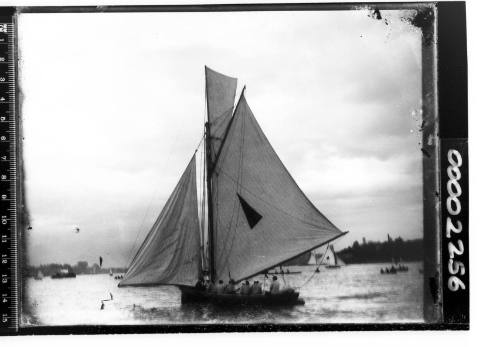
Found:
23,262 -> 424,325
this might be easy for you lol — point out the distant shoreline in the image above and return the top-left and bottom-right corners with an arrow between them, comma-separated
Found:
27,236 -> 423,277
284,236 -> 423,266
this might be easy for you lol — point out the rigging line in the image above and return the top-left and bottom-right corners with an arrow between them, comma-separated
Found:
217,114 -> 245,274
235,232 -> 347,284
297,243 -> 330,289
212,86 -> 246,169
202,136 -> 208,270
126,192 -> 157,265
197,149 -> 205,271
209,90 -> 245,247
220,103 -> 247,274
126,137 -> 202,270
209,108 -> 233,135
198,145 -> 204,220
200,135 -> 206,270
126,159 -> 196,269
194,132 -> 205,153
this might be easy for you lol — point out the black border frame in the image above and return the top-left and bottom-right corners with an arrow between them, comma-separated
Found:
0,1 -> 468,334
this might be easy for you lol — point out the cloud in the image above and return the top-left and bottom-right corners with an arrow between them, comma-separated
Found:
19,10 -> 423,266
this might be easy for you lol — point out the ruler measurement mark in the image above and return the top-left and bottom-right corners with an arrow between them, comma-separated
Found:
0,13 -> 18,334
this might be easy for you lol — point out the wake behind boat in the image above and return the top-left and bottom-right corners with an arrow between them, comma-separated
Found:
118,67 -> 348,306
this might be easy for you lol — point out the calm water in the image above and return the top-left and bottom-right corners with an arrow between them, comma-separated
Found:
23,262 -> 423,326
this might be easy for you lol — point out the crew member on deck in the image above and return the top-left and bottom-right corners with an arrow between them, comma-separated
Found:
224,279 -> 237,294
240,280 -> 251,295
195,277 -> 204,290
270,276 -> 280,294
215,280 -> 225,294
251,281 -> 263,295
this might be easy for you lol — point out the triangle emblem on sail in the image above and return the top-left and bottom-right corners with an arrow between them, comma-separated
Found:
237,193 -> 262,229
211,93 -> 346,282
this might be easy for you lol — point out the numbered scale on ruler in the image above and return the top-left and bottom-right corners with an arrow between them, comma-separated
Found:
0,10 -> 17,334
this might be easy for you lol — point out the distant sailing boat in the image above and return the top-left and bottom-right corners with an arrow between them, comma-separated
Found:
35,270 -> 43,280
324,244 -> 345,269
307,252 -> 318,266
118,67 -> 347,306
307,243 -> 344,269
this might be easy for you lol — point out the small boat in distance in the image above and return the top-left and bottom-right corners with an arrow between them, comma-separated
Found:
268,266 -> 302,275
51,268 -> 76,279
307,243 -> 345,269
324,244 -> 345,269
118,67 -> 348,306
35,270 -> 43,280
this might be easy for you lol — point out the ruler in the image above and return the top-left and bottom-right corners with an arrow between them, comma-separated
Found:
0,8 -> 17,334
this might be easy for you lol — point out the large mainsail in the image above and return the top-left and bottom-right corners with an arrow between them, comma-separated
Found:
205,66 -> 238,162
118,156 -> 201,287
211,93 -> 345,282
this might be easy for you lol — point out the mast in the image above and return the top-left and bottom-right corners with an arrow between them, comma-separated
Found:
203,66 -> 238,282
205,121 -> 216,281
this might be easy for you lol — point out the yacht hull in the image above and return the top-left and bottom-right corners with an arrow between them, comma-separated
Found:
179,286 -> 305,306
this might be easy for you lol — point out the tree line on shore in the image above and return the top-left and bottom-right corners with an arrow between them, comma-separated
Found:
336,235 -> 423,264
284,235 -> 423,265
26,235 -> 423,277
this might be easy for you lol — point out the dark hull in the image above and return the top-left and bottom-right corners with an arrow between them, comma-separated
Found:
325,265 -> 341,269
180,286 -> 305,306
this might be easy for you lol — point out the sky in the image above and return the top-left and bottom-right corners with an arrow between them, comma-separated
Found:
19,10 -> 423,267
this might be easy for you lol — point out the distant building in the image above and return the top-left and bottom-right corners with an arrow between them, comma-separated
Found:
74,261 -> 89,274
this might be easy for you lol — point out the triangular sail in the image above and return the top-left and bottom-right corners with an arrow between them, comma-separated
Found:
119,156 -> 201,287
307,252 -> 317,265
211,94 -> 345,282
205,66 -> 237,162
334,246 -> 346,266
323,246 -> 336,266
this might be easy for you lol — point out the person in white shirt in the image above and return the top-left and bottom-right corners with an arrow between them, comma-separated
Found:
270,276 -> 280,294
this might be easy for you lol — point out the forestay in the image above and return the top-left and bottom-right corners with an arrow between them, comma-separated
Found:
118,156 -> 201,287
212,94 -> 345,282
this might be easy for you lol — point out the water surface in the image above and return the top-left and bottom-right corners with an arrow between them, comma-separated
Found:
23,262 -> 423,326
